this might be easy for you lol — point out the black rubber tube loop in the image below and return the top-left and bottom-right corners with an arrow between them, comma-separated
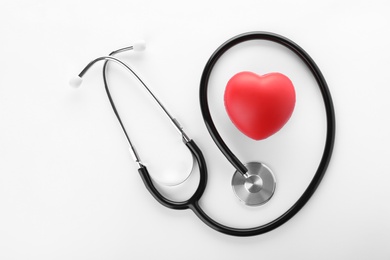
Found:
138,140 -> 208,210
194,31 -> 335,236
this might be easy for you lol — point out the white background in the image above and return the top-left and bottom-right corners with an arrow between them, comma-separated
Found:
1,0 -> 390,259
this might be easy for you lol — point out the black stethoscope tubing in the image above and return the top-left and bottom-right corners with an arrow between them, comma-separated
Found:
200,31 -> 335,177
140,31 -> 335,236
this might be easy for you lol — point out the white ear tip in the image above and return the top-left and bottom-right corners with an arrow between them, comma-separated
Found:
69,76 -> 83,88
133,40 -> 146,51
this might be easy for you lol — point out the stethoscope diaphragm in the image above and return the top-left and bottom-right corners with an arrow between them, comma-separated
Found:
232,162 -> 276,206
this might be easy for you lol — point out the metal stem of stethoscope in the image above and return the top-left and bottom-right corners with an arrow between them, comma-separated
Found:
102,46 -> 191,142
73,49 -> 190,166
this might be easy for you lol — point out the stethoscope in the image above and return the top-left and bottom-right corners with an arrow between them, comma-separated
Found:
70,32 -> 335,237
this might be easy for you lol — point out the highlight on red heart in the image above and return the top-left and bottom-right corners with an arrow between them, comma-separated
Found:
224,71 -> 296,140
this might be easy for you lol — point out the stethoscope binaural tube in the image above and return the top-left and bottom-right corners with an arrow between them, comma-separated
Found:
71,44 -> 191,168
71,43 -> 208,209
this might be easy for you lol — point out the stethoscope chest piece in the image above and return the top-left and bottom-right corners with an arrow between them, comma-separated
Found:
232,162 -> 276,206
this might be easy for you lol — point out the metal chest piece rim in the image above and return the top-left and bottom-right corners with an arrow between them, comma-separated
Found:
232,162 -> 276,206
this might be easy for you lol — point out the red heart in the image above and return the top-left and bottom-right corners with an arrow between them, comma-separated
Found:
224,72 -> 296,140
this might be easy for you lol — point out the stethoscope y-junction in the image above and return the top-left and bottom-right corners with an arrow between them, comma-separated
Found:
70,32 -> 335,237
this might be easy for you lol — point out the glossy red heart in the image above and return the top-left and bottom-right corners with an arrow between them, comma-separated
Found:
224,71 -> 295,140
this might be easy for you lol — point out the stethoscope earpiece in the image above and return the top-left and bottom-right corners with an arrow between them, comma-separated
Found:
69,76 -> 83,88
132,40 -> 146,51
